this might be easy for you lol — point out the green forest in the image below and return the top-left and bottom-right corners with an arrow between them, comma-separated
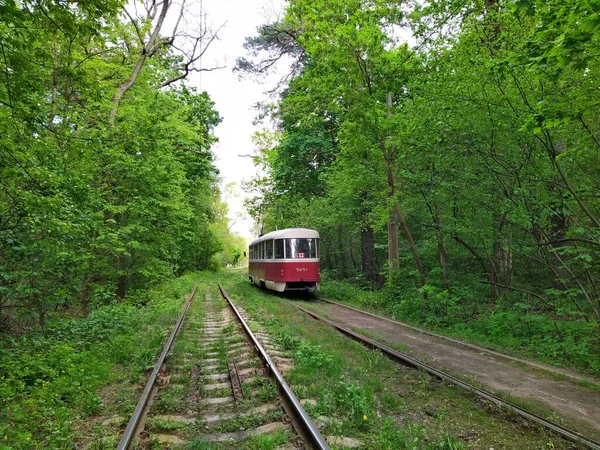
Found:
0,0 -> 245,330
1,0 -> 600,447
238,0 -> 600,373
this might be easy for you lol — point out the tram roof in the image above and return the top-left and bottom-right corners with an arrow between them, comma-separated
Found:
250,228 -> 320,245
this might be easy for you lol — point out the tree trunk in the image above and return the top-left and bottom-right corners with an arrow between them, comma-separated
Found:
491,212 -> 513,299
434,201 -> 450,290
116,275 -> 127,299
383,93 -> 399,276
548,189 -> 571,290
109,0 -> 171,123
396,204 -> 427,295
349,233 -> 357,270
338,224 -> 348,278
80,278 -> 90,314
361,225 -> 384,287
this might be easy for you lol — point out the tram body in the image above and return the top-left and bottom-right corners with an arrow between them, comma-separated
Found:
248,228 -> 320,292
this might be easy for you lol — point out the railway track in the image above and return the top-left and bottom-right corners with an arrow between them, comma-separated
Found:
317,297 -> 598,384
117,284 -> 329,449
288,300 -> 600,450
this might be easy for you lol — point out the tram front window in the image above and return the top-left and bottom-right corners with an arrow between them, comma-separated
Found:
284,238 -> 318,259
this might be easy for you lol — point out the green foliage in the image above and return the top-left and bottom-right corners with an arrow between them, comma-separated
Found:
294,340 -> 337,374
375,419 -> 465,450
245,430 -> 290,450
0,273 -> 192,447
326,380 -> 373,429
239,0 -> 600,370
0,1 -> 244,330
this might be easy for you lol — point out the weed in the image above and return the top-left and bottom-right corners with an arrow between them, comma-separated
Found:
294,341 -> 337,376
186,440 -> 213,450
246,430 -> 289,449
328,380 -> 373,430
145,417 -> 187,431
257,380 -> 277,402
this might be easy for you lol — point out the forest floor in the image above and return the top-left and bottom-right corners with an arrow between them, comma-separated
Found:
296,300 -> 600,441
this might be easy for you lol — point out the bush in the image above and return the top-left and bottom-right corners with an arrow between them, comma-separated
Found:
0,273 -> 195,448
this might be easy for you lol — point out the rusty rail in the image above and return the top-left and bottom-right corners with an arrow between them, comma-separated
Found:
218,284 -> 330,450
117,282 -> 199,450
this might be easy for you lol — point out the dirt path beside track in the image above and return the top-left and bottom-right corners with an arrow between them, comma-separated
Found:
300,300 -> 600,440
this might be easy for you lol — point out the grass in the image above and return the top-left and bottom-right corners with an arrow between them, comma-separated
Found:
0,272 -> 200,449
217,268 -> 584,450
3,269 -> 589,449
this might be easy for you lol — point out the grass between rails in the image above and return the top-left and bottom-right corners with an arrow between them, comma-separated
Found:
0,273 -> 200,449
219,269 -> 574,450
145,284 -> 290,450
319,278 -> 600,379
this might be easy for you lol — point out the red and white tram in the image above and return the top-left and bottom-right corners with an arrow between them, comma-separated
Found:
248,228 -> 320,292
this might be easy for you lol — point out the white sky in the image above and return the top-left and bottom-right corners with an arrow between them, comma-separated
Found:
184,0 -> 286,239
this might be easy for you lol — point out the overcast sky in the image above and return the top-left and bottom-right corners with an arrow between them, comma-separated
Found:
183,0 -> 285,239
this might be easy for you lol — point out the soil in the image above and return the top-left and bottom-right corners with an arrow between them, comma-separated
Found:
301,300 -> 600,440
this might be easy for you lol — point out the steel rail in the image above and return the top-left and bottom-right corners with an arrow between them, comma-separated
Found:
218,284 -> 330,450
317,297 -> 596,384
293,304 -> 600,450
117,282 -> 199,450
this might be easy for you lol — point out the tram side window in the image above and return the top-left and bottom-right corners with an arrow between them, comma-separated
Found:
274,239 -> 284,259
265,240 -> 273,259
250,246 -> 253,261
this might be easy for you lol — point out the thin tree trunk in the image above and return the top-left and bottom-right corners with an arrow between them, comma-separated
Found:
380,93 -> 426,296
361,225 -> 383,287
338,225 -> 348,278
396,204 -> 427,295
349,233 -> 357,270
387,165 -> 400,274
49,36 -> 59,129
434,201 -> 450,290
116,275 -> 127,299
491,211 -> 513,298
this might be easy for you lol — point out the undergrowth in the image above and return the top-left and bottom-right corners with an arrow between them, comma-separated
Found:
0,273 -> 198,449
219,269 -> 567,449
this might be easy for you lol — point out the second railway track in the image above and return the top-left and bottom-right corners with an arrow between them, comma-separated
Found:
288,298 -> 600,450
